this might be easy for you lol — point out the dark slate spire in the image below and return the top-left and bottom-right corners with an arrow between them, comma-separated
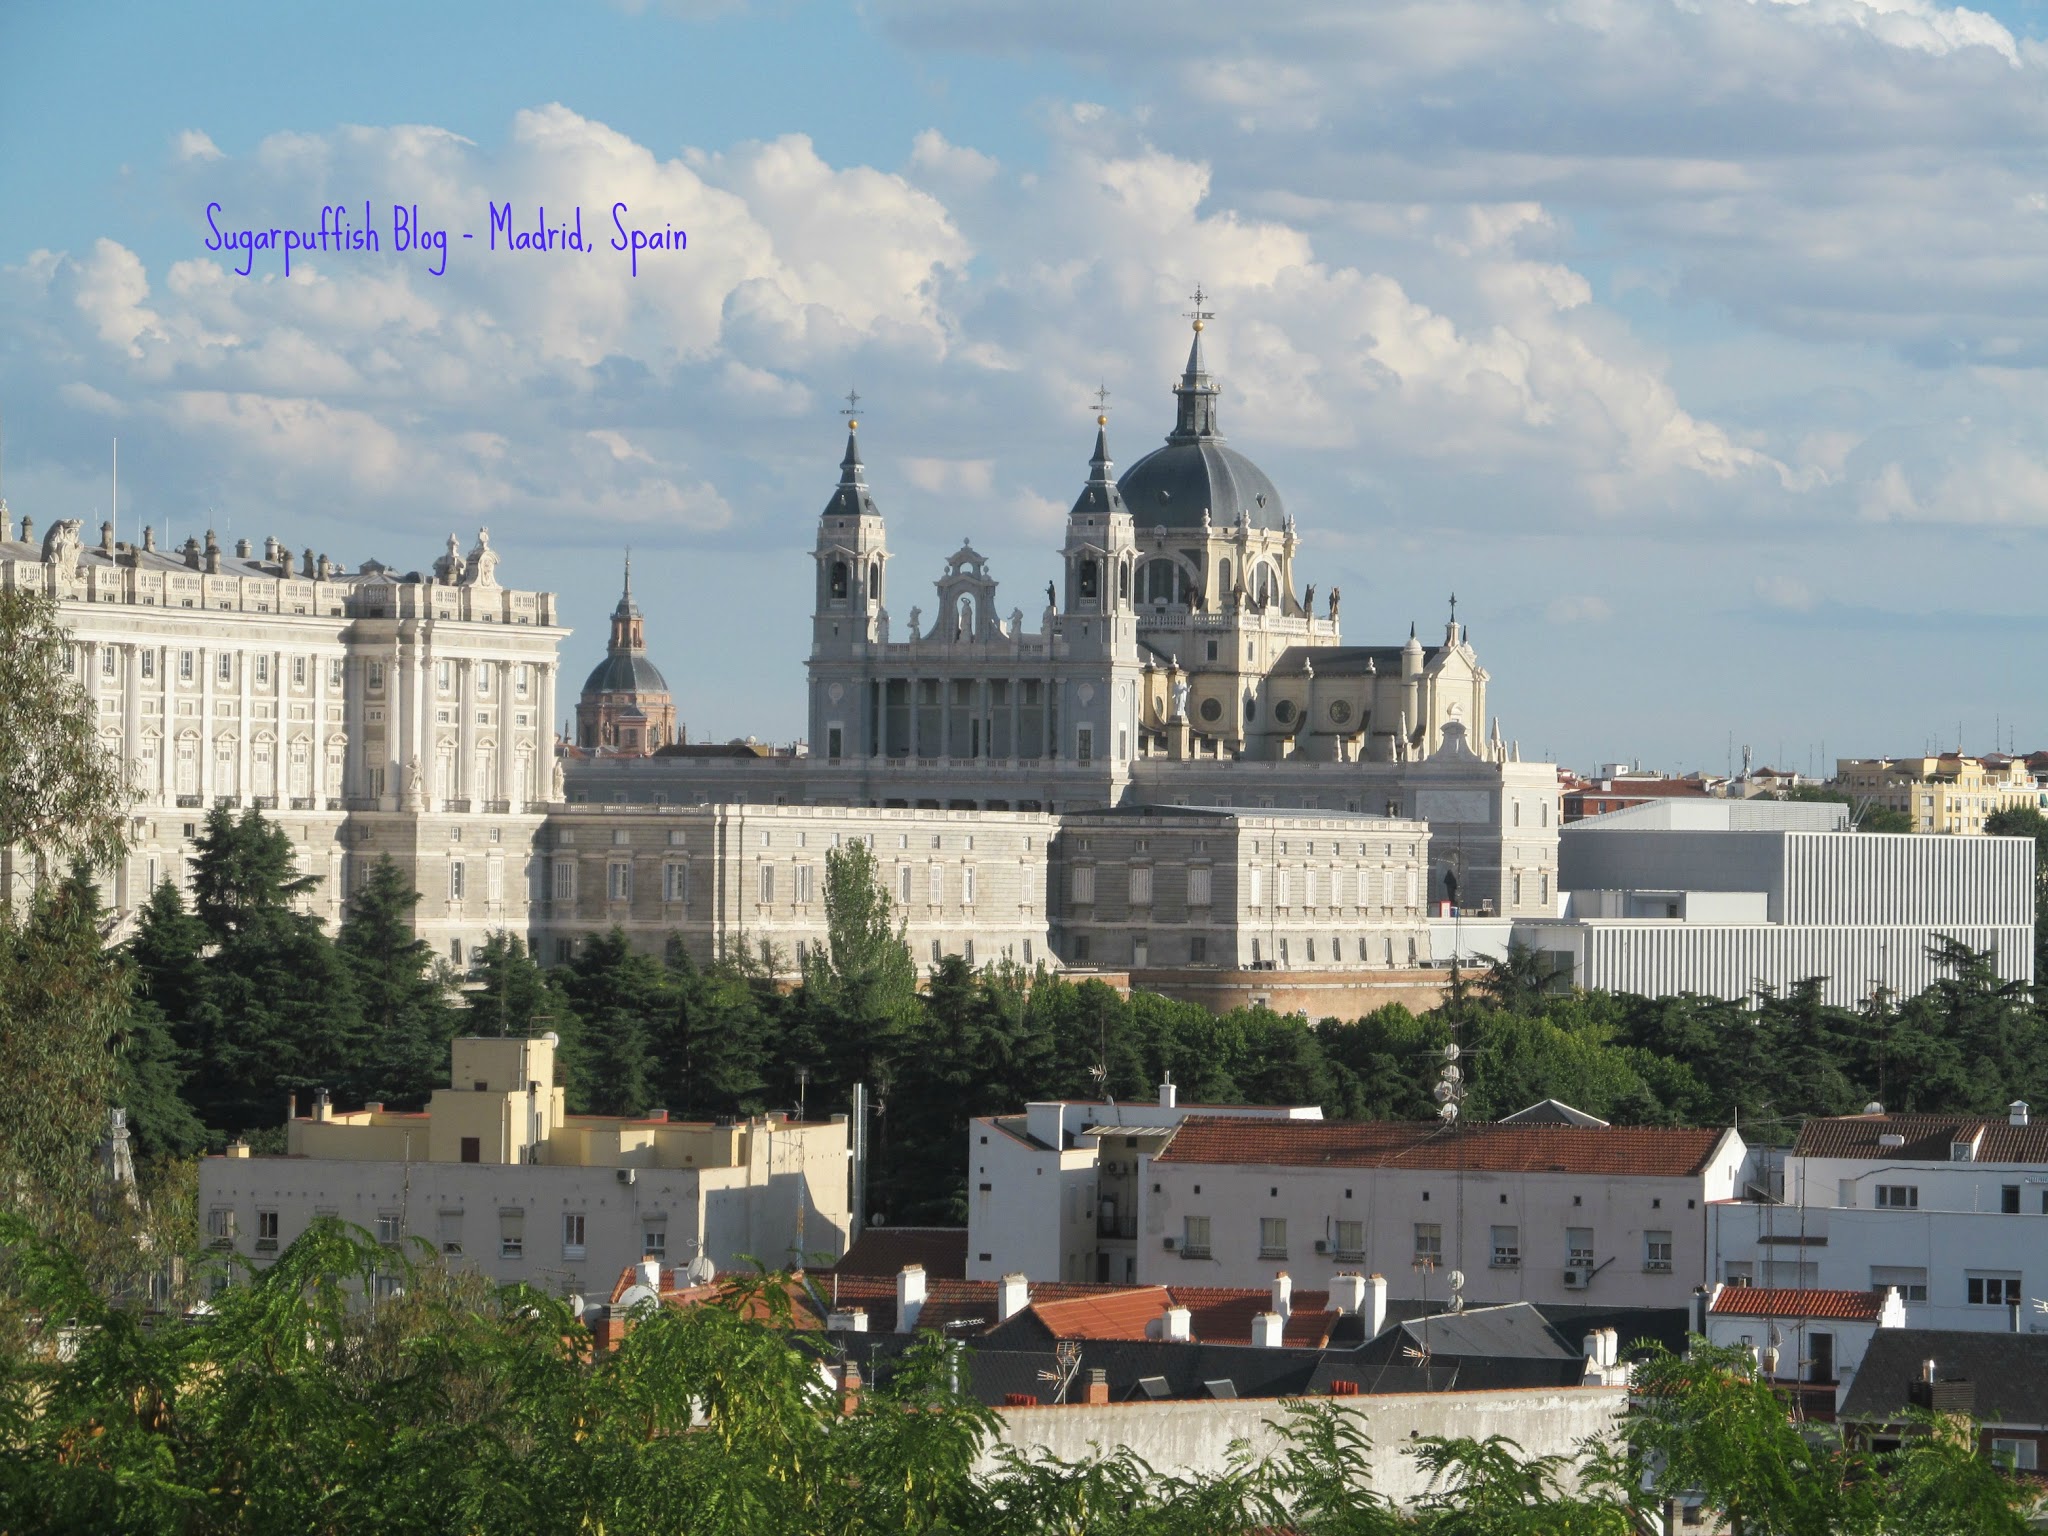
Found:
1071,414 -> 1128,519
1169,287 -> 1222,444
614,552 -> 639,620
824,408 -> 881,519
839,427 -> 866,489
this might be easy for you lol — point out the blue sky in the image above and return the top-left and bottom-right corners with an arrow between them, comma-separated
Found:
5,0 -> 2048,772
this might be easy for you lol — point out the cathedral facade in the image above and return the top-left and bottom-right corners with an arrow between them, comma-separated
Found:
572,313 -> 1559,931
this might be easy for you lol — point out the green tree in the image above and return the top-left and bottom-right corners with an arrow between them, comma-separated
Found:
0,588 -> 129,871
189,804 -> 317,941
652,941 -> 771,1118
337,856 -> 456,1107
807,838 -> 919,1091
560,926 -> 663,1116
467,929 -> 562,1037
1985,805 -> 2048,980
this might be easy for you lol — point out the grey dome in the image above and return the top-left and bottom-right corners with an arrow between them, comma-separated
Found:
583,651 -> 670,697
1117,439 -> 1285,532
1114,320 -> 1286,532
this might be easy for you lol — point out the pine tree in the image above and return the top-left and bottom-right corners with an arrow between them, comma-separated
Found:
337,856 -> 455,1108
811,839 -> 919,1093
468,931 -> 558,1037
560,927 -> 663,1116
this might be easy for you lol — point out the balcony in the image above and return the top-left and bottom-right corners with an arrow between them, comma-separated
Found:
482,799 -> 511,814
176,795 -> 202,808
290,797 -> 316,810
252,796 -> 278,810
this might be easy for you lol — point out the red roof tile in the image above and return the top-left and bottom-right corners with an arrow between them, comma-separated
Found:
1158,1117 -> 1728,1178
1030,1287 -> 1173,1340
1710,1287 -> 1887,1323
1793,1113 -> 2048,1165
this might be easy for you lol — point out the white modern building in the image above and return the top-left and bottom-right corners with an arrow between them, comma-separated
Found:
198,1035 -> 851,1296
1703,1283 -> 1907,1419
966,1083 -> 1324,1286
1136,1115 -> 1751,1308
1711,1103 -> 2048,1336
1440,799 -> 2035,1005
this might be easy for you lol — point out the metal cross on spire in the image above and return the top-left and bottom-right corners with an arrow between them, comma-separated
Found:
1184,285 -> 1215,329
1449,592 -> 1458,623
1091,382 -> 1112,417
841,387 -> 861,427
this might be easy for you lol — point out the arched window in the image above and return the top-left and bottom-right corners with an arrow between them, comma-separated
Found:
1251,562 -> 1278,608
1079,559 -> 1100,599
1117,561 -> 1130,599
868,561 -> 880,600
1219,557 -> 1233,597
1145,561 -> 1183,604
830,560 -> 849,599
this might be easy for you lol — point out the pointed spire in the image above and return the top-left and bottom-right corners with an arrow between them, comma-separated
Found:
839,426 -> 866,488
614,550 -> 639,618
1089,415 -> 1114,484
1168,286 -> 1223,443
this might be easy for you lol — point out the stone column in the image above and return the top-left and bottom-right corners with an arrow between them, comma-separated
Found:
495,661 -> 515,806
309,646 -> 326,806
416,639 -> 436,808
198,646 -> 214,802
457,657 -> 476,809
122,644 -> 142,790
237,645 -> 254,802
538,662 -> 558,804
395,635 -> 416,811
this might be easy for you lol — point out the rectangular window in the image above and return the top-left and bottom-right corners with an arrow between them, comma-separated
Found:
477,665 -> 491,696
1871,1265 -> 1928,1302
368,660 -> 384,689
437,659 -> 453,690
449,861 -> 466,901
1277,870 -> 1292,906
374,1213 -> 401,1245
499,1211 -> 525,1259
757,864 -> 774,904
100,647 -> 115,677
2003,1185 -> 2021,1214
1992,1439 -> 2040,1471
928,865 -> 943,904
896,864 -> 914,903
330,658 -> 345,687
1491,1225 -> 1520,1268
1076,726 -> 1093,764
1876,1185 -> 1919,1209
1568,1227 -> 1594,1268
1333,1219 -> 1364,1258
255,1210 -> 280,1252
1071,866 -> 1096,904
179,650 -> 195,681
460,1136 -> 480,1164
1130,866 -> 1153,906
292,655 -> 307,686
218,653 -> 233,682
255,654 -> 270,686
796,863 -> 815,903
643,1225 -> 667,1260
660,861 -> 687,904
960,865 -> 974,905
436,1210 -> 463,1255
1249,868 -> 1263,907
1188,866 -> 1212,906
609,862 -> 632,902
141,649 -> 156,679
1072,934 -> 1090,962
552,861 -> 577,901
562,1213 -> 586,1259
205,1207 -> 235,1245
1189,935 -> 1208,963
1415,1223 -> 1443,1265
1259,1217 -> 1287,1258
1644,1231 -> 1674,1272
1182,1215 -> 1211,1257
1968,1273 -> 2022,1305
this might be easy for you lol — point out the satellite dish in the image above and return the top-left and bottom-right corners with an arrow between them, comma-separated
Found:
1441,1063 -> 1462,1084
1433,1081 -> 1455,1104
1443,1043 -> 1461,1062
541,1031 -> 560,1048
617,1283 -> 657,1310
1447,1270 -> 1466,1292
1447,1295 -> 1464,1313
685,1252 -> 716,1287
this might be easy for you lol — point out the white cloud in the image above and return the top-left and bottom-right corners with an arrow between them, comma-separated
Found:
1545,594 -> 1612,624
173,129 -> 222,163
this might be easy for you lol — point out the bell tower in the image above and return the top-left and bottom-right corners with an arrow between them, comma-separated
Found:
1061,409 -> 1137,618
809,397 -> 891,763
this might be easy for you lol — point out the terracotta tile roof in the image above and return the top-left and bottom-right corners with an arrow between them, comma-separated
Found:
823,1227 -> 968,1280
1168,1285 -> 1337,1348
1710,1287 -> 1888,1323
1793,1112 -> 2048,1165
1158,1117 -> 1729,1178
1030,1287 -> 1173,1340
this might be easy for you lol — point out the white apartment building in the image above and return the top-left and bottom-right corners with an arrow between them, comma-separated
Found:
1711,1104 -> 2048,1335
1139,1117 -> 1751,1309
198,1035 -> 851,1297
1702,1283 -> 1907,1419
965,1082 -> 1324,1286
1,514 -> 567,964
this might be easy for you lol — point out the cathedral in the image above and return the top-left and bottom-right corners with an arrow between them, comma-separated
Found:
572,307 -> 1561,926
574,558 -> 678,756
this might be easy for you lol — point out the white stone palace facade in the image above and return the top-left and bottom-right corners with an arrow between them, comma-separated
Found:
0,514 -> 566,966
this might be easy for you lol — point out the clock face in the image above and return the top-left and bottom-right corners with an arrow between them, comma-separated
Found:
1328,699 -> 1353,725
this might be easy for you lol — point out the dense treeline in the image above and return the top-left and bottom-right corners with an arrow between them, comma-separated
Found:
0,1217 -> 2032,1536
108,808 -> 2048,1230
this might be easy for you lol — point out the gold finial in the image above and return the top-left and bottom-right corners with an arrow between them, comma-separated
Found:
1097,415 -> 1108,426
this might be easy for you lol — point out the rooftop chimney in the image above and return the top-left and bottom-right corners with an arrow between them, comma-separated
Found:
1159,1075 -> 1178,1111
1330,1272 -> 1367,1317
1163,1304 -> 1191,1342
1365,1273 -> 1388,1338
225,1138 -> 250,1159
100,521 -> 114,552
142,525 -> 156,552
896,1263 -> 927,1333
2012,1100 -> 2030,1127
1923,1358 -> 1937,1385
315,1087 -> 333,1123
827,1307 -> 869,1332
1252,1310 -> 1285,1349
998,1272 -> 1030,1322
840,1361 -> 862,1416
1084,1367 -> 1109,1405
637,1258 -> 662,1292
1271,1271 -> 1293,1320
235,537 -> 252,559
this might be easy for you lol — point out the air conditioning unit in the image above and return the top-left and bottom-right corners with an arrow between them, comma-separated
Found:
1314,1239 -> 1330,1254
1563,1267 -> 1588,1289
1162,1236 -> 1177,1251
616,1168 -> 636,1185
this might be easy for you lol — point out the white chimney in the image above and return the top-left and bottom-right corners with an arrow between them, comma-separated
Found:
637,1258 -> 662,1292
1922,1358 -> 1937,1385
1163,1304 -> 1191,1342
828,1307 -> 869,1332
1583,1331 -> 1603,1365
1271,1271 -> 1292,1319
1251,1310 -> 1285,1348
999,1272 -> 1030,1322
1160,1075 -> 1178,1110
1330,1272 -> 1367,1316
2012,1100 -> 2031,1127
1601,1327 -> 1619,1368
896,1263 -> 927,1333
1365,1273 -> 1388,1338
